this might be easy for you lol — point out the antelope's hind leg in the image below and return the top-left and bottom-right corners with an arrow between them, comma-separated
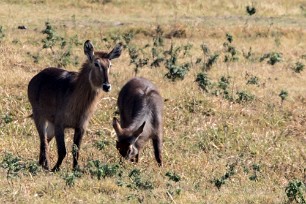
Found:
52,126 -> 66,172
33,116 -> 51,170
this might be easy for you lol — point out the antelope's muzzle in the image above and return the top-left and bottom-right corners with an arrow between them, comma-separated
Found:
102,83 -> 111,92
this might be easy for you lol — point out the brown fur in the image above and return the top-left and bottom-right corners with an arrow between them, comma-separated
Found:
113,77 -> 164,166
28,40 -> 122,171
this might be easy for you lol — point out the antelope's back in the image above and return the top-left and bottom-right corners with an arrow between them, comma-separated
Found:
28,68 -> 77,117
118,77 -> 163,127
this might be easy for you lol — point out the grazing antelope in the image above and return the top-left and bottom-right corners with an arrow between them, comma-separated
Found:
113,77 -> 163,166
28,40 -> 122,171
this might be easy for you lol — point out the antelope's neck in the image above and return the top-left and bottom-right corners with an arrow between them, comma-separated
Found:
68,65 -> 101,125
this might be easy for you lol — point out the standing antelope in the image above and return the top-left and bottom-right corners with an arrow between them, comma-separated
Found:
113,77 -> 163,166
28,40 -> 122,171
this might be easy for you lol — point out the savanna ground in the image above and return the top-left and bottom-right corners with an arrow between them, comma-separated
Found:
0,0 -> 306,203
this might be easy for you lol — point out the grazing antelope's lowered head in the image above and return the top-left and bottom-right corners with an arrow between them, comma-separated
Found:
112,77 -> 163,166
84,40 -> 122,92
113,117 -> 146,161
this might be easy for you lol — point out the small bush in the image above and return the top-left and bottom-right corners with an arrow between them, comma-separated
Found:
226,33 -> 233,43
63,169 -> 83,187
27,161 -> 41,176
86,160 -> 120,180
215,76 -> 233,101
41,22 -> 62,52
223,34 -> 239,62
127,169 -> 154,190
292,62 -> 304,73
93,140 -> 110,151
236,91 -> 255,103
165,171 -> 181,182
1,152 -> 26,178
248,164 -> 260,181
128,45 -> 149,76
2,113 -> 13,124
212,163 -> 237,190
165,28 -> 187,38
204,54 -> 219,71
200,44 -> 210,56
285,180 -> 306,203
246,6 -> 256,16
195,72 -> 211,92
0,26 -> 5,40
164,44 -> 191,81
279,90 -> 288,104
165,63 -> 190,81
260,52 -> 282,65
247,76 -> 259,85
151,26 -> 165,68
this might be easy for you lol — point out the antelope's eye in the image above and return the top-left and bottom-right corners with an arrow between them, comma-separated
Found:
94,62 -> 99,67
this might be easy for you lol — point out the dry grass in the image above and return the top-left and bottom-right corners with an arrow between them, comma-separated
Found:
0,0 -> 306,203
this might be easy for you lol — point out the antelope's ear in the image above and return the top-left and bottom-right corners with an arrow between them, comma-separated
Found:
113,117 -> 122,136
134,121 -> 145,137
84,40 -> 94,62
107,43 -> 123,60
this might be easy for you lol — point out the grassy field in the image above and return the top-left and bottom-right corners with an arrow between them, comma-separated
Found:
0,0 -> 306,203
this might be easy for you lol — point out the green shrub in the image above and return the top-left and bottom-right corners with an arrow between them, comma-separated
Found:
127,169 -> 154,190
260,52 -> 282,65
195,72 -> 211,92
86,160 -> 120,180
165,171 -> 181,182
0,26 -> 5,41
236,91 -> 255,103
279,90 -> 288,103
247,76 -> 259,85
1,152 -> 25,178
212,163 -> 237,190
246,5 -> 256,16
292,62 -> 304,73
285,180 -> 306,203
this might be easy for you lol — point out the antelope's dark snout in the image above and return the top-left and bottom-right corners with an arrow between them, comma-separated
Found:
102,83 -> 111,92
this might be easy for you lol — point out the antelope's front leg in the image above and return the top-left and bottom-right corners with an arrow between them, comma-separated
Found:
72,127 -> 85,169
153,137 -> 163,167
